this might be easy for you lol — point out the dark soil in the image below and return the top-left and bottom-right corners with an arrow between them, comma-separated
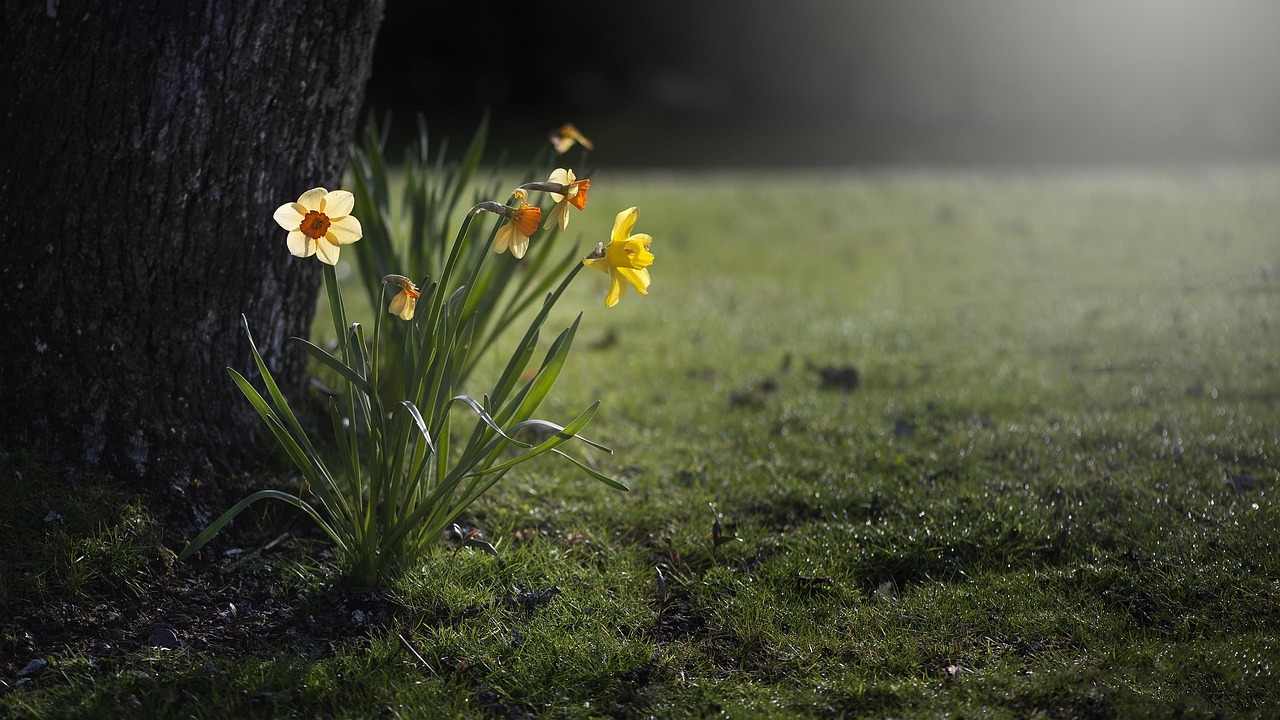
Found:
2,544 -> 399,692
0,467 -> 401,693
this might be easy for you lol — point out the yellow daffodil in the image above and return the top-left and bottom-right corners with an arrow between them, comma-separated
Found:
543,168 -> 590,231
383,275 -> 420,320
549,123 -> 594,154
490,190 -> 542,259
583,207 -> 653,307
272,187 -> 363,265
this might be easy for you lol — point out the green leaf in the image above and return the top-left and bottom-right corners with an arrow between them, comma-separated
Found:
397,400 -> 437,456
499,314 -> 581,427
291,336 -> 373,396
238,315 -> 333,473
470,401 -> 600,477
549,448 -> 628,491
178,490 -> 344,561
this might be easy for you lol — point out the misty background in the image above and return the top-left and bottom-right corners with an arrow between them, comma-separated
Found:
363,0 -> 1280,167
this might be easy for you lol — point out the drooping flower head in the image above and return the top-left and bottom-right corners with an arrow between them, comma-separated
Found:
273,188 -> 363,265
549,123 -> 594,155
583,207 -> 653,307
543,168 -> 590,231
488,190 -> 542,259
383,274 -> 421,321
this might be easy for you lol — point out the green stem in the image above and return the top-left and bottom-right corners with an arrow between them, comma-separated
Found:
426,208 -> 481,333
323,263 -> 349,357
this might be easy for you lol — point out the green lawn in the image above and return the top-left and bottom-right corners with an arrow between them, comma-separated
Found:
4,167 -> 1279,718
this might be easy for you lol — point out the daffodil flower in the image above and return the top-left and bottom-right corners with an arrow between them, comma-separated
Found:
543,168 -> 590,231
383,275 -> 421,320
488,190 -> 542,259
583,207 -> 653,307
550,123 -> 594,154
272,188 -> 363,265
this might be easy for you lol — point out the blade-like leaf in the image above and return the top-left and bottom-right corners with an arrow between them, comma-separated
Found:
178,490 -> 345,561
291,336 -> 374,396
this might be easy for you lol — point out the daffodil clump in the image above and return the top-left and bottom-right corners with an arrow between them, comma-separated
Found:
182,123 -> 654,587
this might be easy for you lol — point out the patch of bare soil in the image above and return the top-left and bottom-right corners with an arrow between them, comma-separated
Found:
2,520 -> 399,692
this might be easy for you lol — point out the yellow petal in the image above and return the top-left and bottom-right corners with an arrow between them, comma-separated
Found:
287,230 -> 315,257
327,215 -> 363,244
316,238 -> 340,265
583,256 -> 611,274
324,190 -> 355,217
627,240 -> 654,269
605,270 -> 626,307
611,207 -> 638,245
297,187 -> 328,211
629,232 -> 653,251
389,292 -> 407,316
389,291 -> 415,320
274,202 -> 303,231
617,267 -> 650,295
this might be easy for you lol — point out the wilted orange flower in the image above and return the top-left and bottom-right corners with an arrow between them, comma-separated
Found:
272,188 -> 362,265
550,123 -> 594,154
383,275 -> 421,320
543,168 -> 590,231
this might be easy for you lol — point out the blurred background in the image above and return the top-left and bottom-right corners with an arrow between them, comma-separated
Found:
364,0 -> 1280,167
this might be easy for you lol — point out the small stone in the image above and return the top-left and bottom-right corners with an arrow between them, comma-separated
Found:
148,626 -> 181,649
18,658 -> 49,677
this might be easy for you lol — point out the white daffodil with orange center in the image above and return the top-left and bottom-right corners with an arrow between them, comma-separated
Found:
549,123 -> 594,154
491,190 -> 542,259
583,207 -> 653,307
273,187 -> 363,265
383,275 -> 421,321
543,168 -> 590,231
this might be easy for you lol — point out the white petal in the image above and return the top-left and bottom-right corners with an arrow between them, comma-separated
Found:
327,215 -> 362,244
316,238 -> 340,265
297,187 -> 328,211
287,230 -> 315,257
492,224 -> 513,254
511,234 -> 529,259
273,203 -> 303,231
324,190 -> 355,217
544,202 -> 570,230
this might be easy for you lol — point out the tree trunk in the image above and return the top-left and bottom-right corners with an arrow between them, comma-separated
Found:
0,1 -> 386,497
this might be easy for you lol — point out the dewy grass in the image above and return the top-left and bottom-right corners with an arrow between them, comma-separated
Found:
5,168 -> 1279,718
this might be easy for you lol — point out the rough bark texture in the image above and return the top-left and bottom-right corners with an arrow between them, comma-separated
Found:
0,1 -> 386,494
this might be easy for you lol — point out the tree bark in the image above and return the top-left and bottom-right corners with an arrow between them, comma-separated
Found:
0,1 -> 386,494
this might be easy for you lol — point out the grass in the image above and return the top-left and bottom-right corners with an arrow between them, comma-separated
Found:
4,166 -> 1279,718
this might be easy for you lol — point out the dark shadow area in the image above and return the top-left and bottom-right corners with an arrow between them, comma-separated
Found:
365,0 -> 1280,167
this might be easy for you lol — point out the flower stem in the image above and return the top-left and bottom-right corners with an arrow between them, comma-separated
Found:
323,264 -> 349,357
